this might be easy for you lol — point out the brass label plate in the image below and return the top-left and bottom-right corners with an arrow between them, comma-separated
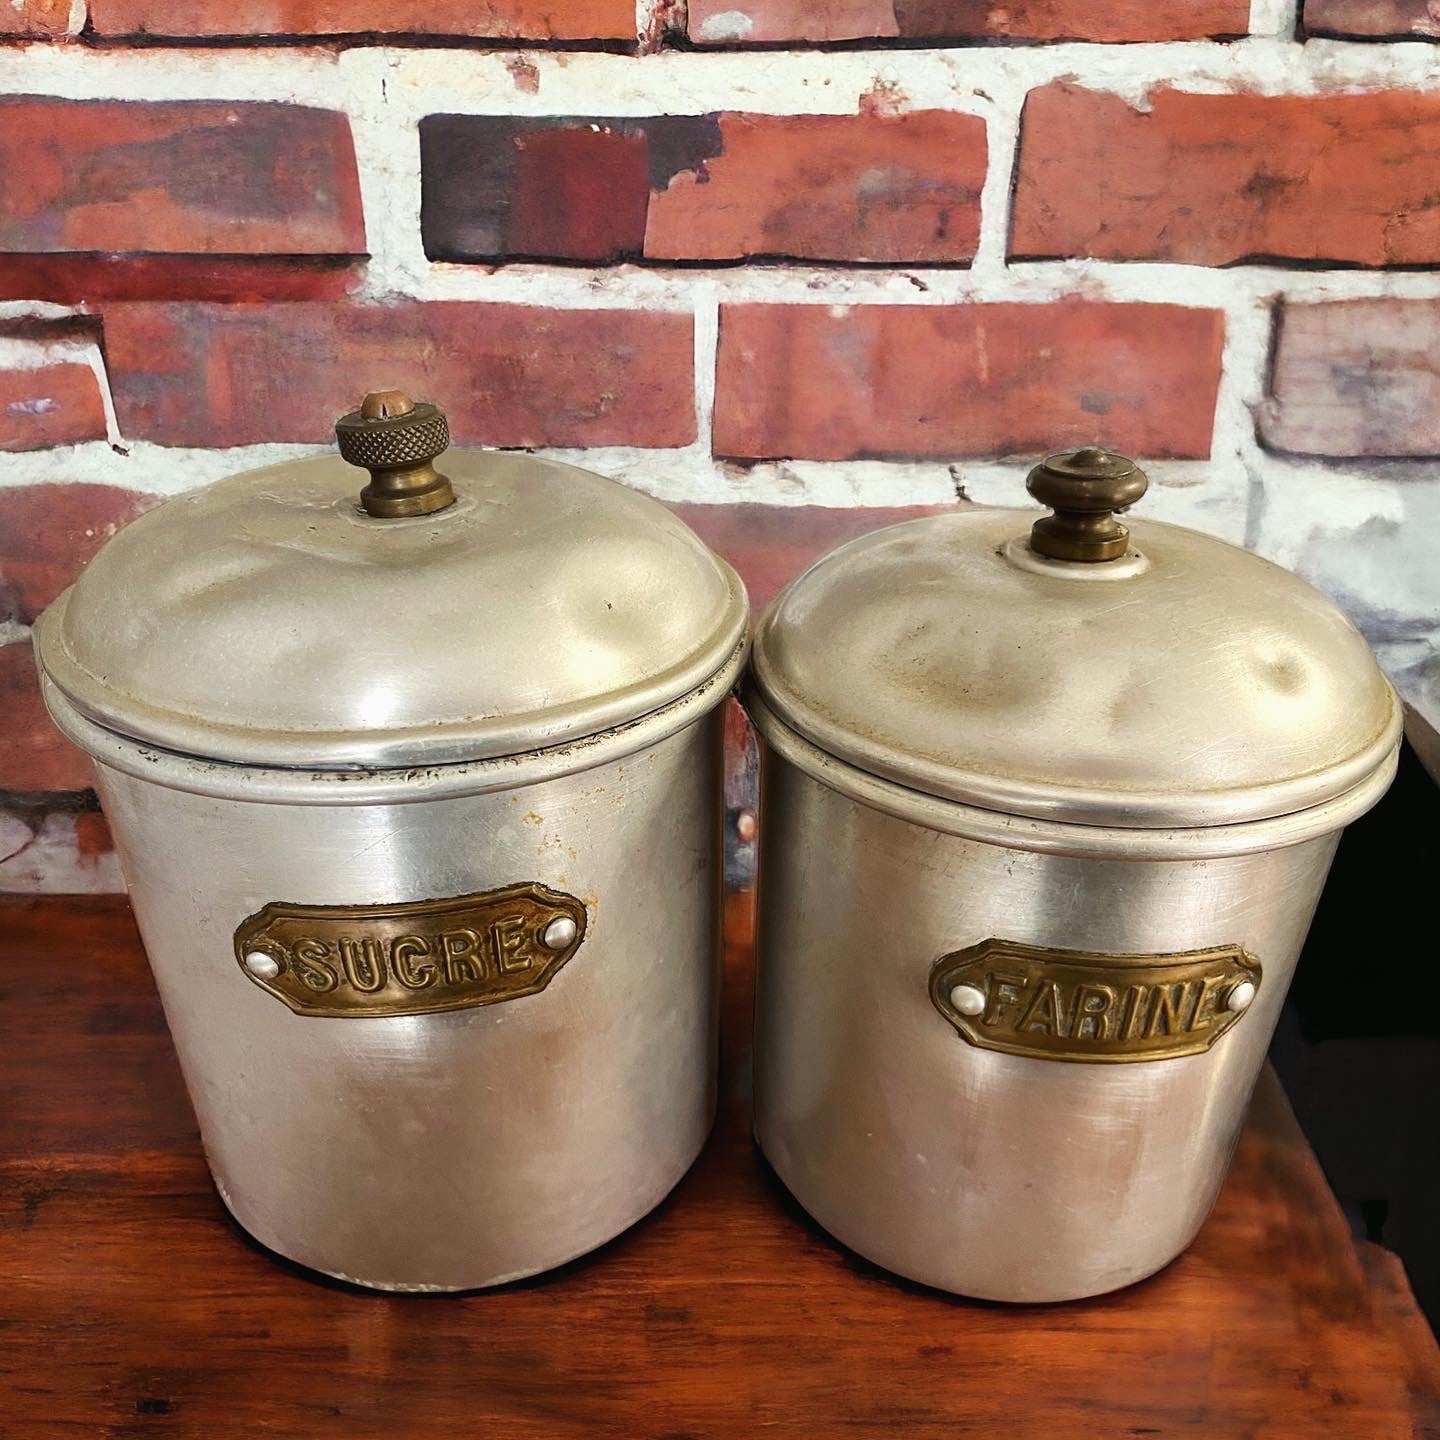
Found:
234,884 -> 587,1018
930,938 -> 1262,1064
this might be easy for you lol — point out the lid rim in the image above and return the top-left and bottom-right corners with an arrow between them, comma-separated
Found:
35,450 -> 750,773
36,577 -> 749,772
41,636 -> 749,805
746,686 -> 1400,859
752,640 -> 1403,830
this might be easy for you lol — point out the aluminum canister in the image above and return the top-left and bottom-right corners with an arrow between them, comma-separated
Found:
744,447 -> 1401,1303
33,392 -> 749,1291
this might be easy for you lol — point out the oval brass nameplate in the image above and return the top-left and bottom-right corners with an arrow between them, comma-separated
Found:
234,884 -> 587,1018
930,938 -> 1261,1064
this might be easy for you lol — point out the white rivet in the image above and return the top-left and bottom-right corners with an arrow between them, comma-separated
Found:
244,950 -> 281,980
949,983 -> 987,1017
1226,980 -> 1256,1013
542,915 -> 578,951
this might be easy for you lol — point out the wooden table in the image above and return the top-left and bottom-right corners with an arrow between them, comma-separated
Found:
2,894 -> 1437,1439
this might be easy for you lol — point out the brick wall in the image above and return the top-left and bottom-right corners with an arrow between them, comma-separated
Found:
1,2 -> 1438,889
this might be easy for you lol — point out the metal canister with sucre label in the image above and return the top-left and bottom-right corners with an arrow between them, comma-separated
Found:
34,388 -> 749,1292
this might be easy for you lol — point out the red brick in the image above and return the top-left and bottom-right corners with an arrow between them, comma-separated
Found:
646,112 -> 985,264
422,111 -> 985,266
104,302 -> 695,449
509,127 -> 651,262
0,99 -> 365,301
689,0 -> 893,41
0,365 -> 106,451
71,809 -> 114,860
88,0 -> 637,39
0,643 -> 91,795
0,256 -> 360,305
0,0 -> 78,36
1258,300 -> 1440,457
423,115 -> 700,264
1012,85 -> 1440,268
0,485 -> 155,625
687,0 -> 1247,43
1304,0 -> 1440,37
714,302 -> 1224,462
670,503 -> 948,611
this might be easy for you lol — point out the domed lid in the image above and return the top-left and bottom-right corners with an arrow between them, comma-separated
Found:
751,447 -> 1400,829
36,391 -> 748,770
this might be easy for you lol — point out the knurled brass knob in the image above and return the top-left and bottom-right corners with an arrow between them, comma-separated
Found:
335,389 -> 456,518
1025,446 -> 1149,563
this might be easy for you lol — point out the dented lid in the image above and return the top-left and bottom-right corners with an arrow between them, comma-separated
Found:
35,392 -> 748,770
751,447 -> 1400,829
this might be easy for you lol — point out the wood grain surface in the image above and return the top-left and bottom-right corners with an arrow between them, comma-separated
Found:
1,893 -> 1436,1439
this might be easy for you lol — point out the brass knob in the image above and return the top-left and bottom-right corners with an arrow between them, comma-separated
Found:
1025,446 -> 1149,563
335,390 -> 456,518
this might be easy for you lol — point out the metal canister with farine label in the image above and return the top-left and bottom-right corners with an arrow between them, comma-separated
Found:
744,447 -> 1400,1302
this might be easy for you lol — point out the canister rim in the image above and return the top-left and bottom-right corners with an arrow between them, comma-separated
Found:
746,687 -> 1398,861
40,636 -> 747,805
751,647 -> 1402,831
37,579 -> 749,772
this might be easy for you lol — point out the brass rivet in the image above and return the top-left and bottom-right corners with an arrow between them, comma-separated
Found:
949,983 -> 987,1017
542,916 -> 578,951
244,950 -> 281,980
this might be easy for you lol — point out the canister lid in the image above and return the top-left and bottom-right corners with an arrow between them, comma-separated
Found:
751,448 -> 1400,829
36,392 -> 748,770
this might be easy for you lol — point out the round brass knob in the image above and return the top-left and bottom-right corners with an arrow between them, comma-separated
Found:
1025,446 -> 1149,563
335,390 -> 456,518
